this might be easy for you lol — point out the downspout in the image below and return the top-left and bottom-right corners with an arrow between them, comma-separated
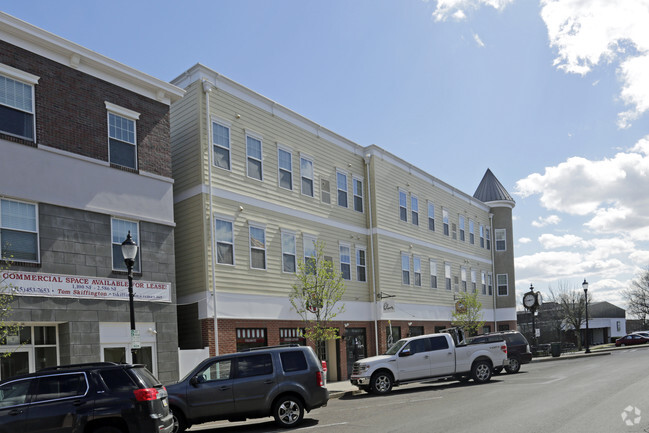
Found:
203,80 -> 219,355
489,213 -> 497,332
364,153 -> 379,356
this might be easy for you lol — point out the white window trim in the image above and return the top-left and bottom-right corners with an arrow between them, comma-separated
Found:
248,222 -> 267,270
245,130 -> 264,181
0,63 -> 40,84
339,242 -> 352,280
459,215 -> 466,242
411,195 -> 419,226
471,269 -> 477,292
300,154 -> 315,198
277,144 -> 293,191
211,116 -> 232,171
0,197 -> 40,263
497,273 -> 509,296
110,217 -> 140,272
336,169 -> 349,208
427,201 -> 435,231
495,229 -> 507,251
413,255 -> 422,287
281,229 -> 296,273
481,271 -> 487,295
105,102 -> 141,120
445,262 -> 452,290
442,208 -> 449,236
214,215 -> 235,266
469,219 -> 475,245
106,103 -> 138,169
352,175 -> 364,213
429,259 -> 438,289
401,252 -> 411,286
399,189 -> 408,222
356,246 -> 367,282
461,267 -> 467,291
303,234 -> 317,261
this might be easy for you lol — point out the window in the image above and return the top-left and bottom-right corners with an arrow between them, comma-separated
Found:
0,199 -> 38,262
430,260 -> 437,288
429,335 -> 450,351
497,274 -> 508,296
320,178 -> 330,203
212,120 -> 231,170
249,225 -> 266,270
0,66 -> 38,140
480,225 -> 485,248
235,354 -> 273,378
401,253 -> 410,285
33,373 -> 87,402
0,379 -> 30,408
107,103 -> 139,170
471,269 -> 477,292
280,351 -> 308,372
445,263 -> 452,290
112,218 -> 140,272
413,256 -> 421,286
459,215 -> 465,242
495,229 -> 506,251
337,171 -> 348,207
469,220 -> 475,245
443,209 -> 449,236
481,271 -> 487,294
411,196 -> 419,226
246,133 -> 263,180
281,231 -> 296,273
353,177 -> 363,212
301,157 -> 314,197
486,228 -> 491,250
356,247 -> 367,282
304,235 -> 316,274
197,359 -> 231,382
428,202 -> 435,231
236,328 -> 267,352
399,190 -> 408,222
340,244 -> 351,280
488,273 -> 493,295
461,267 -> 467,291
215,218 -> 234,265
278,147 -> 292,190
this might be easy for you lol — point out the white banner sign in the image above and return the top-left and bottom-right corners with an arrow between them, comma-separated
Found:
2,271 -> 171,303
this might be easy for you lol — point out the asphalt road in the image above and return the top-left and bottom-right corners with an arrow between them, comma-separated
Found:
188,347 -> 649,433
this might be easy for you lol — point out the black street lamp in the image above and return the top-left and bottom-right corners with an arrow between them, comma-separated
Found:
582,279 -> 590,354
121,231 -> 138,363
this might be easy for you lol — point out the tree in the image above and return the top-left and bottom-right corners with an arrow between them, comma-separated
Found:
624,268 -> 649,328
289,241 -> 346,360
557,287 -> 588,351
451,292 -> 484,337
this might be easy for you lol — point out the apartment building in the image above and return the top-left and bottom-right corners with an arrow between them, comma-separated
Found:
0,13 -> 184,382
170,63 -> 517,381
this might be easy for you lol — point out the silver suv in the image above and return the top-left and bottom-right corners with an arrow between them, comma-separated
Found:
166,345 -> 328,431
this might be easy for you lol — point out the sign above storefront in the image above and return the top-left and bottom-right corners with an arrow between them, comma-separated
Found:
2,271 -> 171,303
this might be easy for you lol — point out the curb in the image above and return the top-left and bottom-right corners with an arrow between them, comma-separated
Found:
531,351 -> 611,363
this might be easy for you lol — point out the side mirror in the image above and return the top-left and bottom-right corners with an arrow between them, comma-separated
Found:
190,375 -> 205,387
399,349 -> 411,357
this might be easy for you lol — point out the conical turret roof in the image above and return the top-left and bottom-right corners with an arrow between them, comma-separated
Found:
473,169 -> 515,204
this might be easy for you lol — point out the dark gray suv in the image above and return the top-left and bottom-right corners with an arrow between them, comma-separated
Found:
166,345 -> 329,431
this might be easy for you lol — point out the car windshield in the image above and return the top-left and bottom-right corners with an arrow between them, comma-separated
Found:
384,339 -> 407,355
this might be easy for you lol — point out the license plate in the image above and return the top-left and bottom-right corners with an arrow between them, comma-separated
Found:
162,398 -> 168,407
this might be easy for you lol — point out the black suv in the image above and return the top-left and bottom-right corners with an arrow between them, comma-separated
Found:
0,362 -> 173,433
166,345 -> 329,431
467,331 -> 532,374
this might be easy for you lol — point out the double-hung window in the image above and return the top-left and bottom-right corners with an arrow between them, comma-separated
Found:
0,198 -> 38,262
278,147 -> 293,190
340,244 -> 351,280
469,220 -> 475,245
246,133 -> 263,180
495,229 -> 506,251
399,190 -> 408,222
480,225 -> 485,248
356,247 -> 367,282
106,103 -> 139,170
112,218 -> 140,272
486,228 -> 491,250
428,202 -> 435,231
300,156 -> 314,197
353,177 -> 363,212
488,273 -> 493,295
461,267 -> 467,291
411,196 -> 419,226
249,224 -> 266,270
401,253 -> 410,285
445,263 -> 452,290
303,235 -> 316,275
459,215 -> 465,242
471,269 -> 477,292
215,217 -> 234,265
413,256 -> 421,286
429,260 -> 437,289
281,230 -> 296,273
337,171 -> 348,208
0,65 -> 39,141
212,119 -> 231,170
481,271 -> 487,294
497,274 -> 508,296
442,209 -> 449,236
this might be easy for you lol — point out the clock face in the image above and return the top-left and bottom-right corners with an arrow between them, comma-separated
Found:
523,293 -> 536,308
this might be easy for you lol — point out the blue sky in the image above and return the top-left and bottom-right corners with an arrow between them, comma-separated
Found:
4,0 -> 649,311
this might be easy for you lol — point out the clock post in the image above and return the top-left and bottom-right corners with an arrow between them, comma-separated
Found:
522,284 -> 542,352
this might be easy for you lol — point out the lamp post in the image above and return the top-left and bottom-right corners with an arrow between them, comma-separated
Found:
121,231 -> 138,363
582,279 -> 590,353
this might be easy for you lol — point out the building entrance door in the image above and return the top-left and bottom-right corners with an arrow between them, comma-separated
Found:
345,328 -> 366,379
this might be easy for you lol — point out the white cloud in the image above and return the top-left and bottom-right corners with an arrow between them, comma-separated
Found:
519,237 -> 532,244
473,33 -> 486,47
540,0 -> 649,128
515,136 -> 649,238
531,215 -> 561,227
432,0 -> 515,21
516,251 -> 629,282
538,233 -> 583,249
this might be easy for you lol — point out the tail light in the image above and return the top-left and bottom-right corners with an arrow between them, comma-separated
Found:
501,344 -> 507,354
134,387 -> 159,401
316,371 -> 324,387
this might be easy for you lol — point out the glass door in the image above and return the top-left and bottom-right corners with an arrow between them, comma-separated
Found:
102,345 -> 156,375
0,348 -> 32,380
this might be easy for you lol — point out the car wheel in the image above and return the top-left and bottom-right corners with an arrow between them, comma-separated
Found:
505,357 -> 521,374
171,410 -> 187,433
471,360 -> 492,384
370,371 -> 393,395
273,395 -> 305,428
493,367 -> 502,375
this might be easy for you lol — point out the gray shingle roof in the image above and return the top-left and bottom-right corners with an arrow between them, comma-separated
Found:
473,169 -> 515,204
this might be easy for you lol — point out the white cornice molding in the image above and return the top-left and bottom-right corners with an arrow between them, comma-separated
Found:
0,12 -> 184,105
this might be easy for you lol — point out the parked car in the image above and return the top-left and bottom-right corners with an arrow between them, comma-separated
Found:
615,334 -> 649,347
467,331 -> 533,374
0,362 -> 173,433
166,345 -> 328,431
349,332 -> 508,395
631,331 -> 649,338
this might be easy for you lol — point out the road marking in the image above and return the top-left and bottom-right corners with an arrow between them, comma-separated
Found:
410,396 -> 443,402
499,376 -> 565,386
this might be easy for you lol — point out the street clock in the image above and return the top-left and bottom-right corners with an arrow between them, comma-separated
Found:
523,292 -> 536,309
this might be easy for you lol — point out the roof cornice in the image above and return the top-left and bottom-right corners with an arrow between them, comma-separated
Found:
0,12 -> 184,105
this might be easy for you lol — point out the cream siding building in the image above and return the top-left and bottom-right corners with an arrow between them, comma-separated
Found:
170,64 -> 516,380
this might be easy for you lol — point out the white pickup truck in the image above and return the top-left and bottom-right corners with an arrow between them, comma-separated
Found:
350,332 -> 508,394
